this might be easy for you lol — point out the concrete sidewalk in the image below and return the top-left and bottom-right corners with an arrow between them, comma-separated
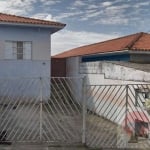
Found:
0,144 -> 89,150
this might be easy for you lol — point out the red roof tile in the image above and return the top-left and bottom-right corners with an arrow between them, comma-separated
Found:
54,32 -> 150,58
132,33 -> 150,51
0,13 -> 66,27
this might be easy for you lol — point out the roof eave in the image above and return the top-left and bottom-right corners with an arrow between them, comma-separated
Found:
129,50 -> 150,54
0,22 -> 65,33
53,49 -> 130,59
83,49 -> 129,57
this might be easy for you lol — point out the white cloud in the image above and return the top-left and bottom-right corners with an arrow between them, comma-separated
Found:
73,0 -> 86,7
105,5 -> 130,14
31,13 -> 56,21
0,0 -> 36,15
98,17 -> 129,25
80,10 -> 103,21
134,2 -> 150,8
40,0 -> 61,6
87,4 -> 99,9
51,30 -> 120,55
92,4 -> 130,25
55,11 -> 83,21
102,1 -> 113,7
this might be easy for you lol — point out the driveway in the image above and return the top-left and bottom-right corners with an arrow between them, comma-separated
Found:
0,144 -> 89,150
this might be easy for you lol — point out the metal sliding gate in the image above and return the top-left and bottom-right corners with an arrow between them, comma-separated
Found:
0,77 -> 83,144
0,77 -> 150,149
86,83 -> 150,149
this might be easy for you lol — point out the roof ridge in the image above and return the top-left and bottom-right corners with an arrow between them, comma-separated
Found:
125,32 -> 144,49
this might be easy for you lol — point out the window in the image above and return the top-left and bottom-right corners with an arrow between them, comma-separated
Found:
5,41 -> 32,60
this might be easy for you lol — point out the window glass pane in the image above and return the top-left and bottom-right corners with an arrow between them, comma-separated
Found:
23,42 -> 32,60
17,41 -> 23,60
17,54 -> 23,59
5,42 -> 13,59
17,41 -> 23,47
12,42 -> 17,59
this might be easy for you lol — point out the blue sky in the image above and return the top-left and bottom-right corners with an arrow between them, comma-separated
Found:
0,0 -> 150,55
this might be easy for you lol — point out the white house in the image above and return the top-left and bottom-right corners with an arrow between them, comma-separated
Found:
0,13 -> 65,98
0,13 -> 68,144
53,32 -> 150,143
0,13 -> 65,78
53,32 -> 150,82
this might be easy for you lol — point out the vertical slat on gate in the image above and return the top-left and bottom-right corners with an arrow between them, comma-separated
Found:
125,84 -> 128,147
82,76 -> 86,145
40,77 -> 43,141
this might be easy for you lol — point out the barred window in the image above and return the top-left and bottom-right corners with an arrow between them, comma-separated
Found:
5,41 -> 32,60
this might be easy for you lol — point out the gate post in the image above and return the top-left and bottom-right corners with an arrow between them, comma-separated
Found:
125,84 -> 129,147
82,76 -> 87,145
39,77 -> 43,142
125,85 -> 128,131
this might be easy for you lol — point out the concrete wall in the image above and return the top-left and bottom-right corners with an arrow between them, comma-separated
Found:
0,25 -> 51,78
130,53 -> 150,63
66,57 -> 150,84
66,57 -> 80,77
0,77 -> 50,100
0,60 -> 50,78
80,61 -> 150,83
0,25 -> 52,98
66,57 -> 83,104
66,56 -> 150,131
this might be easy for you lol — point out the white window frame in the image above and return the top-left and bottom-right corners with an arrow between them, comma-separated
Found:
5,41 -> 32,60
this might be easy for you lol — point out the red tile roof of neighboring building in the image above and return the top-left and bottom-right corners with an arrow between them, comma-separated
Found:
53,32 -> 150,58
0,13 -> 66,27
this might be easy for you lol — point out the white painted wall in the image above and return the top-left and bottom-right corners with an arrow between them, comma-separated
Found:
0,25 -> 53,99
0,25 -> 51,78
66,56 -> 150,84
0,60 -> 50,78
66,57 -> 84,104
66,57 -> 80,77
80,61 -> 150,83
66,56 -> 150,138
0,26 -> 51,60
